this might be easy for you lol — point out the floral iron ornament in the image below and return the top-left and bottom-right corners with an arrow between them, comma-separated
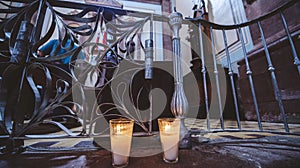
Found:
0,0 -> 163,153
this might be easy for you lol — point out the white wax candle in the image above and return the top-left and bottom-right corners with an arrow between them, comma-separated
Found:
158,118 -> 180,163
164,143 -> 178,161
111,135 -> 132,165
112,153 -> 128,166
160,132 -> 179,161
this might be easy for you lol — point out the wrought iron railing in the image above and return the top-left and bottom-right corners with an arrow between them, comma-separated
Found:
0,0 -> 299,153
186,0 -> 299,134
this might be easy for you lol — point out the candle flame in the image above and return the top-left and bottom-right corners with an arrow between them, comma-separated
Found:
164,124 -> 171,132
116,125 -> 121,134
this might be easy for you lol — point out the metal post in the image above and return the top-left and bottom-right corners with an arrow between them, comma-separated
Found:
280,12 -> 300,75
198,22 -> 210,130
258,21 -> 289,132
210,26 -> 224,130
238,27 -> 262,131
222,29 -> 241,129
145,15 -> 154,133
145,16 -> 154,80
169,11 -> 190,148
4,20 -> 33,153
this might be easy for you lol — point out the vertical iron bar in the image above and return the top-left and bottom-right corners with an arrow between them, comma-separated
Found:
150,14 -> 154,44
210,26 -> 224,130
198,23 -> 210,130
238,27 -> 262,131
5,19 -> 34,151
148,84 -> 152,134
222,29 -> 241,129
149,14 -> 153,134
280,12 -> 300,74
145,14 -> 154,134
258,21 -> 289,132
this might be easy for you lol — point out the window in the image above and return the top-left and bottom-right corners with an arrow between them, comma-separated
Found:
208,0 -> 253,71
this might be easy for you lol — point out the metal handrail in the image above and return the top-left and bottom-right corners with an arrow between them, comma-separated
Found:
185,0 -> 298,29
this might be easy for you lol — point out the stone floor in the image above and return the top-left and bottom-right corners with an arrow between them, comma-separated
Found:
22,119 -> 300,148
0,119 -> 300,167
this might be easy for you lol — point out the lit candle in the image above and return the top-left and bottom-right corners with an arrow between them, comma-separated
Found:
158,118 -> 180,163
110,119 -> 134,167
164,124 -> 171,132
116,125 -> 121,134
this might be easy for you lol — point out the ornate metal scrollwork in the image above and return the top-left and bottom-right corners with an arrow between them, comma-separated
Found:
0,0 -> 165,152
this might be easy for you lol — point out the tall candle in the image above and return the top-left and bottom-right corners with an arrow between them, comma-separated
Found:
158,118 -> 180,163
110,119 -> 134,167
111,134 -> 132,165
